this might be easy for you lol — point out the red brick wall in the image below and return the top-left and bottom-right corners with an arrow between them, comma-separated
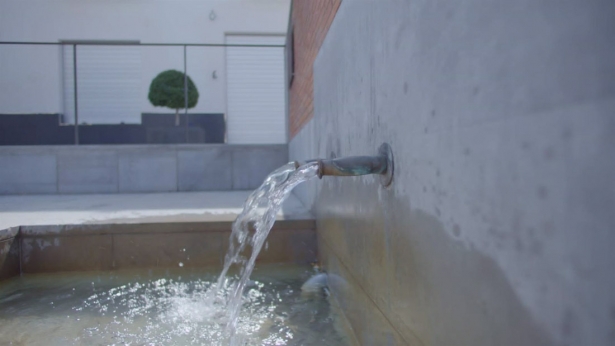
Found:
288,0 -> 341,139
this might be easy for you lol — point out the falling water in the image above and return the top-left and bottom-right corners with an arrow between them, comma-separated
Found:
216,161 -> 320,343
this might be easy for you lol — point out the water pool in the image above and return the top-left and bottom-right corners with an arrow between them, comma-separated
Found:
0,264 -> 349,345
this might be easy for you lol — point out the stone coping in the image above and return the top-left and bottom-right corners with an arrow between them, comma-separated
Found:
0,191 -> 312,230
0,219 -> 315,239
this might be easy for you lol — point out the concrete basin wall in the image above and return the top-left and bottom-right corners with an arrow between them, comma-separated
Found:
290,1 -> 615,345
0,144 -> 288,195
0,220 -> 316,280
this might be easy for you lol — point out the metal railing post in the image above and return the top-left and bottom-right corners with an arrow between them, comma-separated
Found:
183,45 -> 189,143
0,41 -> 286,147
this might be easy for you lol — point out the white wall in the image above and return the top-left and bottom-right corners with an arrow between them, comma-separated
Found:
225,35 -> 286,144
0,0 -> 290,122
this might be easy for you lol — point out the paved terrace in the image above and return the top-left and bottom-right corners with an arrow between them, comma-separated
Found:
0,191 -> 312,230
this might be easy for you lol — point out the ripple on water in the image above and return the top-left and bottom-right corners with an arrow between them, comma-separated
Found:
0,265 -> 349,346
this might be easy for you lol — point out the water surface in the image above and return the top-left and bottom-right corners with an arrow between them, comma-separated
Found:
0,264 -> 348,346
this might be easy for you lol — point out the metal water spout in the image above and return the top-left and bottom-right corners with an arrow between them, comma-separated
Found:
295,143 -> 394,187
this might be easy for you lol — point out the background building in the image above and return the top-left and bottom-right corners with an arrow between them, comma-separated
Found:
0,0 -> 290,144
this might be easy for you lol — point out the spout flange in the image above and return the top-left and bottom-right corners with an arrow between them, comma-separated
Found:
378,143 -> 394,187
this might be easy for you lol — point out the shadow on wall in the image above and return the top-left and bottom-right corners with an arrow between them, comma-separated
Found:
316,179 -> 553,345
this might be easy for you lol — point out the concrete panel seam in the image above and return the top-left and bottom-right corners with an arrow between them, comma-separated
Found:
115,149 -> 120,193
175,147 -> 180,192
230,149 -> 235,190
55,152 -> 59,193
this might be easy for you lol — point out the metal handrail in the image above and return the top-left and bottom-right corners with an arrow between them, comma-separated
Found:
0,41 -> 285,144
0,41 -> 285,48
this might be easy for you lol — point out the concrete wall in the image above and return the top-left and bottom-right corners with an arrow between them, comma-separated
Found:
0,144 -> 288,194
0,0 -> 290,117
14,221 -> 315,274
290,1 -> 615,345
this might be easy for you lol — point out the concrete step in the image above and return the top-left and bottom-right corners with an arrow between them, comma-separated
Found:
0,191 -> 315,281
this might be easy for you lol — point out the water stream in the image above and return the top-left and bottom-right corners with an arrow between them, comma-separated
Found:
215,161 -> 319,344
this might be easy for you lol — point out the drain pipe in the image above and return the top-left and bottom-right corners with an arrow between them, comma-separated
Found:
295,143 -> 394,187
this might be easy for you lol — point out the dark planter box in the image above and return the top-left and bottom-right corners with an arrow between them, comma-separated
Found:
0,113 -> 226,145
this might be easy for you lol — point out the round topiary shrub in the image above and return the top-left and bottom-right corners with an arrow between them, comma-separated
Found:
148,70 -> 199,126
